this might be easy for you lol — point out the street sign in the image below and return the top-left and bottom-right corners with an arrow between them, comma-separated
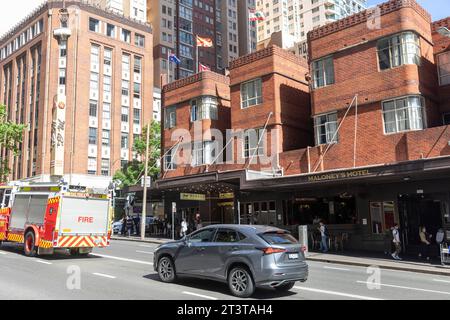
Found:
141,176 -> 151,188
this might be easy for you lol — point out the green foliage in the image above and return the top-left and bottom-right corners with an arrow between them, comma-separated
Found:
113,120 -> 161,188
0,105 -> 27,182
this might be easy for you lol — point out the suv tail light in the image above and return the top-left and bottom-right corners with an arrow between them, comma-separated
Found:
260,247 -> 287,255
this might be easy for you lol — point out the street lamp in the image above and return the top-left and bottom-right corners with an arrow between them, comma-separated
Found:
437,27 -> 450,38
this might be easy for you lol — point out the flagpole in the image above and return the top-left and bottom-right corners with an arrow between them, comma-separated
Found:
167,49 -> 170,84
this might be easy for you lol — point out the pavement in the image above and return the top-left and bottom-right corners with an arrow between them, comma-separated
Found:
2,239 -> 450,300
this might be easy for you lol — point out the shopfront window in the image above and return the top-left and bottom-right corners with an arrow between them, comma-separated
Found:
370,201 -> 396,234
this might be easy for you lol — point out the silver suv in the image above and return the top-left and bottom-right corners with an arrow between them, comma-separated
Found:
153,225 -> 308,298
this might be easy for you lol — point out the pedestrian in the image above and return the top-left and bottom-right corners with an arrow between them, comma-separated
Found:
180,218 -> 188,238
120,215 -> 127,236
126,215 -> 134,237
383,227 -> 393,255
313,216 -> 321,224
391,223 -> 402,260
418,226 -> 431,261
134,215 -> 141,236
318,221 -> 329,253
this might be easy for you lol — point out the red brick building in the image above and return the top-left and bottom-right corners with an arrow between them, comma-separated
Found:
149,0 -> 450,253
0,0 -> 153,188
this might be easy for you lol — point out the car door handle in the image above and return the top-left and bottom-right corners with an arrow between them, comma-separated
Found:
196,247 -> 205,252
229,246 -> 239,251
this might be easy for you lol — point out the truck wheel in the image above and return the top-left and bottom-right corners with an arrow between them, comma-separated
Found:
24,231 -> 37,257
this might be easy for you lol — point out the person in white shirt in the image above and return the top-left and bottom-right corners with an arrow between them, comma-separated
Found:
392,223 -> 402,260
181,219 -> 188,238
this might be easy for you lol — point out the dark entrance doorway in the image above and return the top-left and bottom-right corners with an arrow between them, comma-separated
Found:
398,194 -> 443,254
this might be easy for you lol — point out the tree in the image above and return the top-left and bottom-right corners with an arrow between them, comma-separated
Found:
0,105 -> 27,182
113,120 -> 161,188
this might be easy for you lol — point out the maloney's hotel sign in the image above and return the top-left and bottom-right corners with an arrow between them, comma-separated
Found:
307,170 -> 370,182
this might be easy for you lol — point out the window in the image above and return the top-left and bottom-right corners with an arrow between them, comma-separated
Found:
214,229 -> 239,242
134,56 -> 142,74
101,159 -> 110,176
382,96 -> 425,134
133,108 -> 141,125
121,107 -> 129,123
377,32 -> 420,71
122,54 -> 130,72
314,112 -> 338,145
102,130 -> 110,146
121,133 -> 129,149
241,78 -> 262,108
164,106 -> 177,129
260,232 -> 298,245
103,102 -> 111,119
91,44 -> 100,65
243,128 -> 265,158
89,127 -> 97,145
90,72 -> 99,91
59,40 -> 67,57
106,24 -> 115,38
102,76 -> 111,94
437,51 -> 450,86
135,34 -> 145,47
190,96 -> 218,122
133,83 -> 141,99
164,148 -> 176,170
312,56 -> 334,88
89,100 -> 98,117
121,80 -> 129,96
59,69 -> 66,86
88,157 -> 97,174
121,29 -> 131,43
370,201 -> 396,234
104,48 -> 112,66
191,141 -> 215,166
189,228 -> 216,243
89,18 -> 100,32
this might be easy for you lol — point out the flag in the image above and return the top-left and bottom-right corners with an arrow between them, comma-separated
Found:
249,9 -> 265,21
168,52 -> 180,64
196,35 -> 213,47
199,63 -> 211,72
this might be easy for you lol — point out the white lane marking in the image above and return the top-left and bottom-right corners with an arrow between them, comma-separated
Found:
356,281 -> 450,296
93,273 -> 116,279
323,266 -> 350,271
182,291 -> 218,300
0,252 -> 7,255
294,286 -> 382,300
136,250 -> 154,255
35,260 -> 52,265
90,253 -> 153,265
433,279 -> 450,284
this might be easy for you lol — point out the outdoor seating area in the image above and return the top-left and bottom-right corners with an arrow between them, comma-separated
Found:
309,230 -> 350,252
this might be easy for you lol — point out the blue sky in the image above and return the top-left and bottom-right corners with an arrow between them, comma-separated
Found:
367,0 -> 450,21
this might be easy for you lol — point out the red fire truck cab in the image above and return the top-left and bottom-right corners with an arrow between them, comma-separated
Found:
0,183 -> 112,256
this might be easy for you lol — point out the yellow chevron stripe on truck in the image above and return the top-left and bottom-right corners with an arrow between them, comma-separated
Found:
38,239 -> 53,249
0,232 -> 5,240
7,233 -> 24,243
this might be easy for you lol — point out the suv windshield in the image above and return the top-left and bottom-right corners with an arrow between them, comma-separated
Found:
260,232 -> 298,245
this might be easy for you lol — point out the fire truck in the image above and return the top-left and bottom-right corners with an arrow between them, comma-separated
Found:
0,182 -> 112,257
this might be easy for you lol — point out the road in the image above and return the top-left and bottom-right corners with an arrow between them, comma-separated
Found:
1,239 -> 450,300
